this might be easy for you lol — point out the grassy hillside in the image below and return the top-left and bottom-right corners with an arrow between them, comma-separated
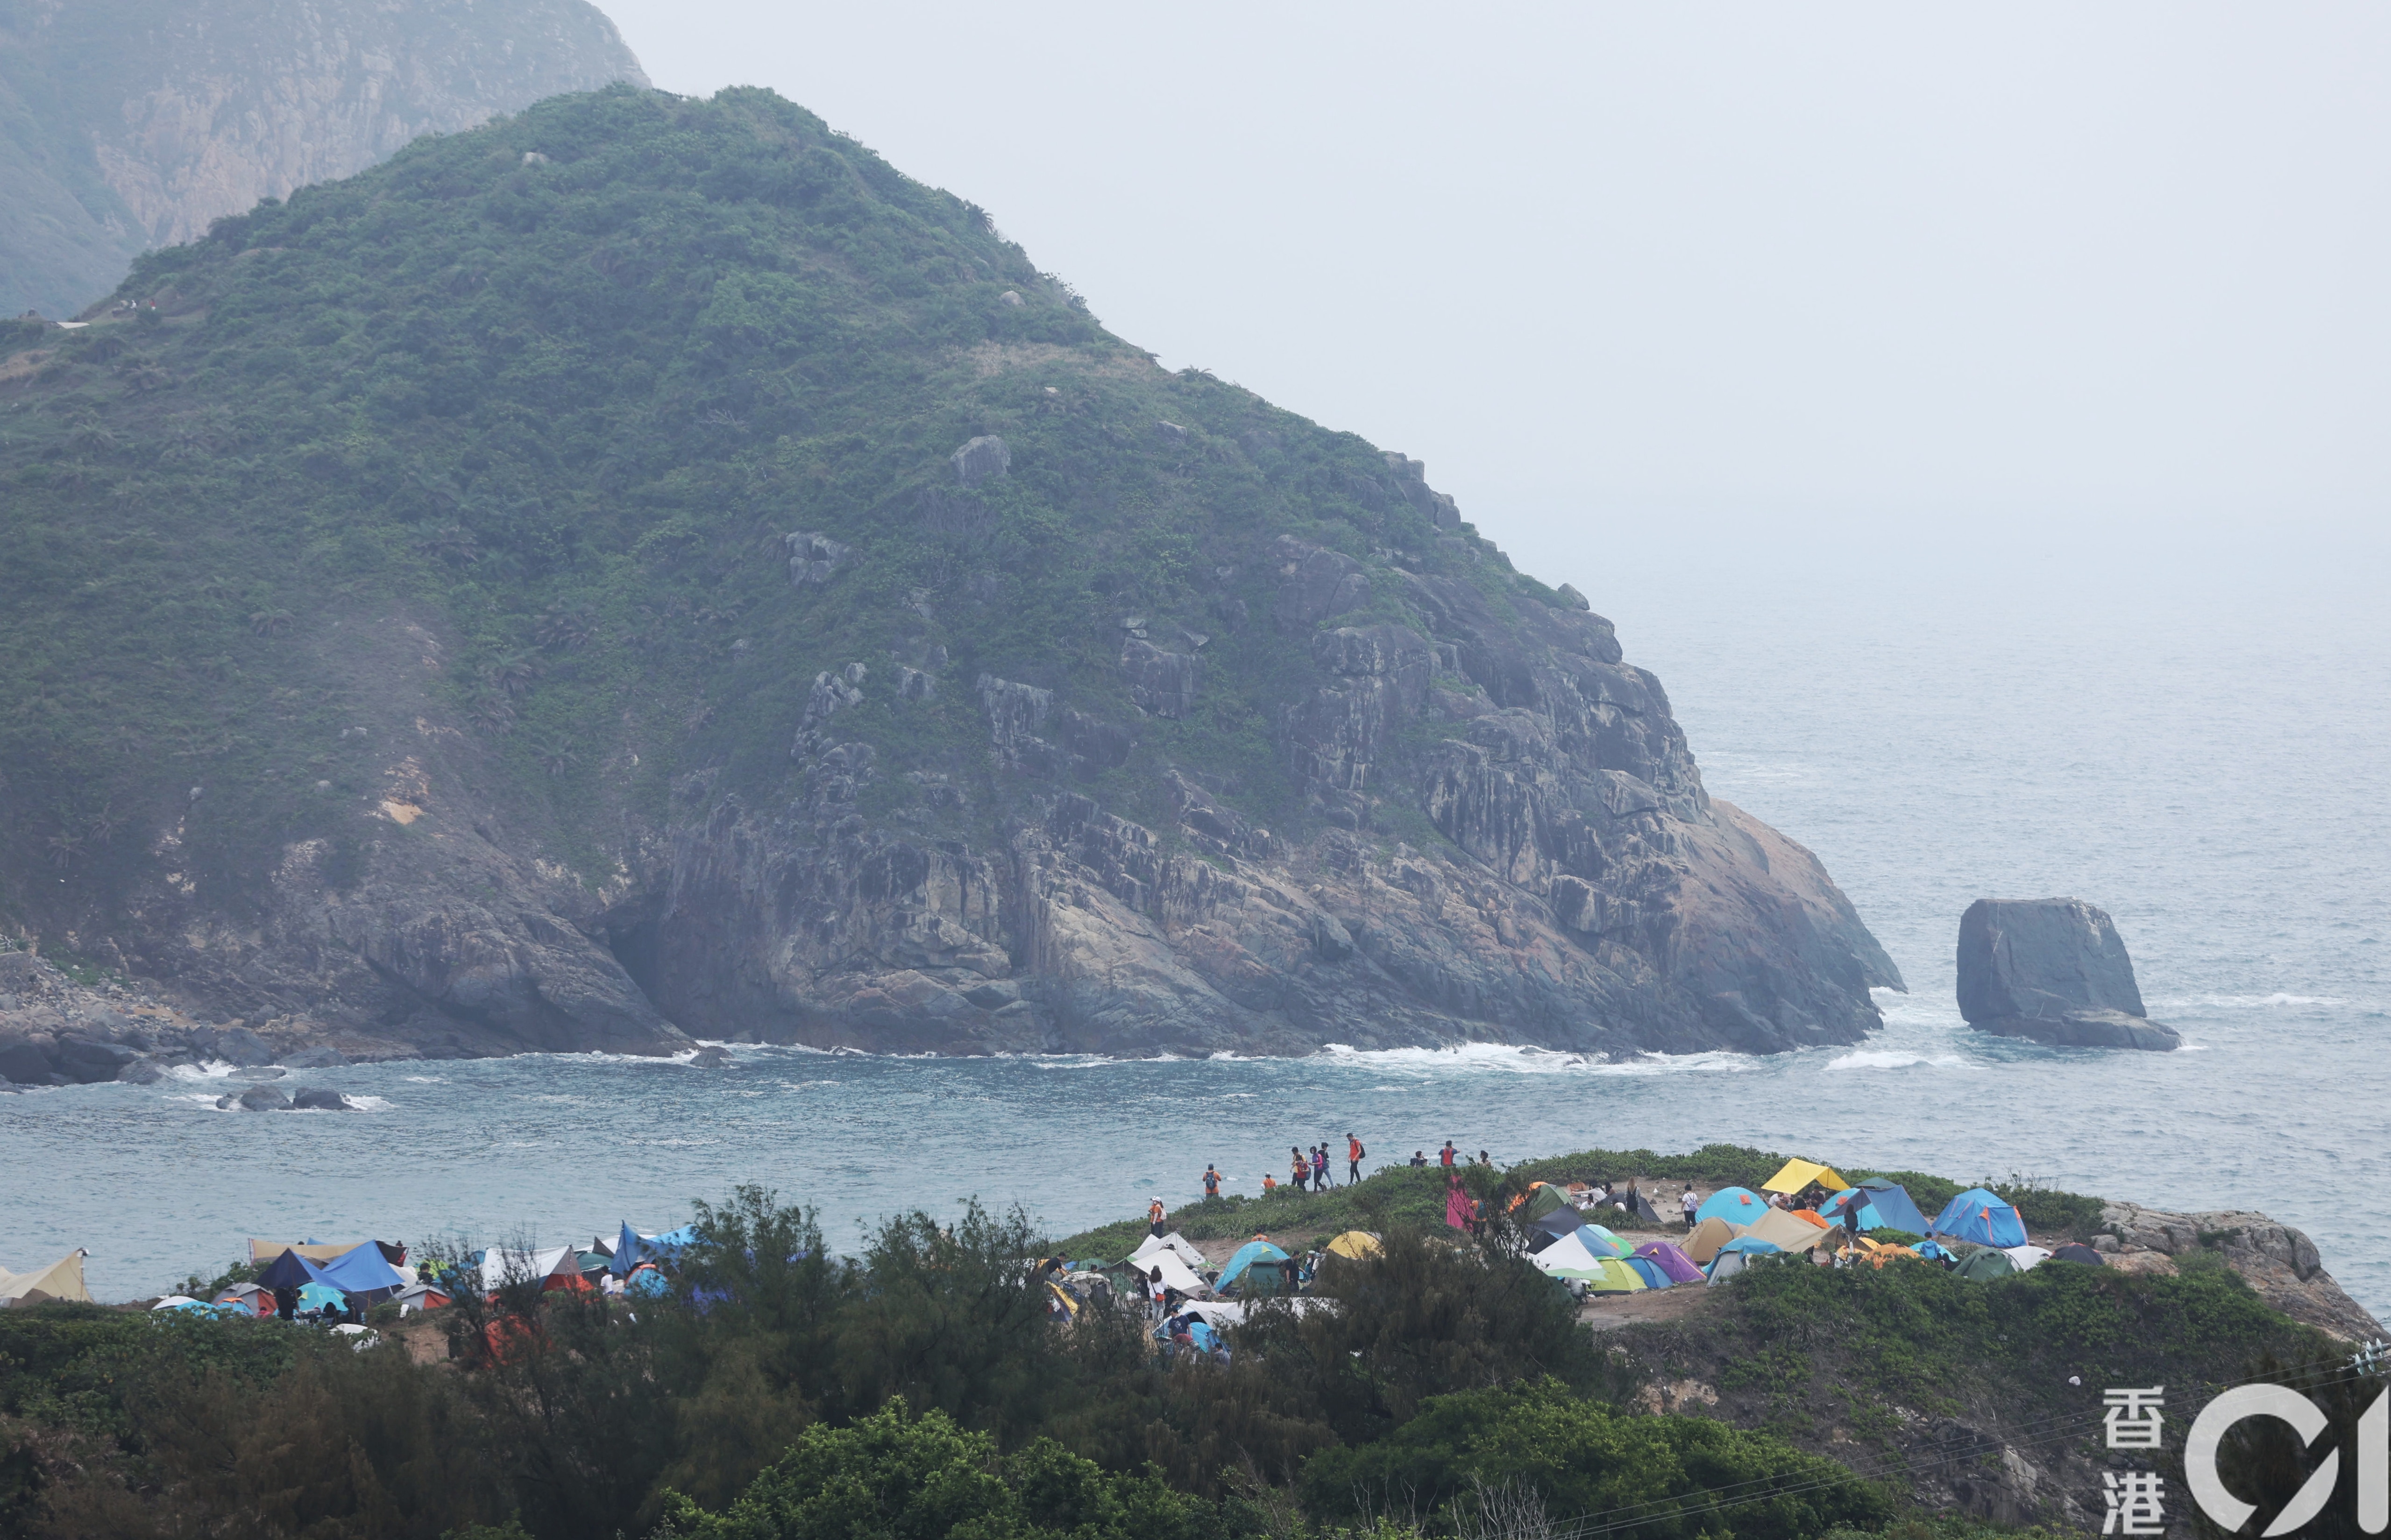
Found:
0,83 -> 1539,953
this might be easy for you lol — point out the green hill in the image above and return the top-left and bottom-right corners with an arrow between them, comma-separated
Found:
0,85 -> 1899,1061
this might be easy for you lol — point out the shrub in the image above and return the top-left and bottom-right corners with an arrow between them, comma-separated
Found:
1299,1379 -> 1892,1540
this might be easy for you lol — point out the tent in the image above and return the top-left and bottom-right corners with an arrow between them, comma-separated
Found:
1324,1231 -> 1382,1261
1707,1250 -> 1751,1285
478,1245 -> 586,1295
395,1281 -> 452,1315
1743,1208 -> 1832,1253
1130,1231 -> 1209,1272
1718,1236 -> 1783,1257
1514,1182 -> 1576,1221
1579,1225 -> 1636,1259
1531,1206 -> 1588,1238
1682,1216 -> 1744,1264
1622,1257 -> 1674,1290
1216,1241 -> 1288,1293
1696,1188 -> 1770,1226
214,1282 -> 275,1317
1528,1231 -> 1605,1278
297,1281 -> 348,1311
1445,1185 -> 1476,1231
610,1221 -> 645,1277
1616,1191 -> 1668,1226
1762,1159 -> 1849,1196
1930,1189 -> 2029,1248
1578,1257 -> 1648,1294
1118,1248 -> 1207,1299
1820,1179 -> 1931,1236
1953,1248 -> 2018,1282
2050,1243 -> 2107,1267
1915,1240 -> 1957,1264
316,1243 -> 409,1301
2002,1245 -> 2052,1272
625,1264 -> 669,1298
255,1248 -> 331,1292
0,1250 -> 93,1306
1630,1242 -> 1707,1284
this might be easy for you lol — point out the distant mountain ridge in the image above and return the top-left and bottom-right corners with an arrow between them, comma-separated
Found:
0,86 -> 1900,1062
0,0 -> 646,317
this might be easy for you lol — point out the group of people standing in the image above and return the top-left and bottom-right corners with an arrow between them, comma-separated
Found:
1282,1135 -> 1364,1192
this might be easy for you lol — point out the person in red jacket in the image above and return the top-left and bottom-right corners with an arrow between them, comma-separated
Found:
1347,1133 -> 1365,1184
1440,1140 -> 1458,1168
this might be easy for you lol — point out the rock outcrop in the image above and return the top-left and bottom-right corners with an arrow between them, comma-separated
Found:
0,0 -> 647,317
2098,1201 -> 2384,1342
1956,899 -> 2180,1051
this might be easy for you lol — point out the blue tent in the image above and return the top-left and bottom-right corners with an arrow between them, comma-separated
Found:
1717,1236 -> 1782,1257
625,1267 -> 670,1298
297,1281 -> 347,1311
1930,1188 -> 2028,1248
1820,1180 -> 1931,1236
255,1248 -> 331,1291
317,1243 -> 407,1298
1217,1240 -> 1288,1292
1695,1187 -> 1770,1226
610,1221 -> 644,1277
1622,1257 -> 1674,1290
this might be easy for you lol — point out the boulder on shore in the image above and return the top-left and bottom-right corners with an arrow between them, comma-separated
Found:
1956,899 -> 2180,1051
291,1087 -> 351,1110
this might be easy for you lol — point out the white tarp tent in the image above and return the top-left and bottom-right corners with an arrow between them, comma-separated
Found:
1529,1231 -> 1605,1277
479,1245 -> 580,1294
0,1250 -> 92,1305
1129,1232 -> 1207,1272
1122,1247 -> 1208,1298
1177,1298 -> 1331,1327
2003,1245 -> 2052,1272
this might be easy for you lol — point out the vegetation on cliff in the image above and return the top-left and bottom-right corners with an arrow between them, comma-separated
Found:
0,83 -> 1895,1057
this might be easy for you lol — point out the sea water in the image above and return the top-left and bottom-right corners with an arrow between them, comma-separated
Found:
7,546 -> 2385,1315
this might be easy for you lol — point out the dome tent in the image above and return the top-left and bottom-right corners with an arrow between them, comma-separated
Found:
1930,1188 -> 2029,1248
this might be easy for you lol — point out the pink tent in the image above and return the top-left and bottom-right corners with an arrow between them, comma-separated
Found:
1445,1184 -> 1476,1230
1631,1241 -> 1706,1284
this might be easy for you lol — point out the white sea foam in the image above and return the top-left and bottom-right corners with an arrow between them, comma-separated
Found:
2148,993 -> 2345,1010
1826,1049 -> 1965,1071
1313,1042 -> 1751,1076
345,1095 -> 394,1110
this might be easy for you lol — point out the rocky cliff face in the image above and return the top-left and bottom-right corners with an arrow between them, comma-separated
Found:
0,87 -> 1901,1062
0,0 -> 646,317
617,523 -> 1903,1059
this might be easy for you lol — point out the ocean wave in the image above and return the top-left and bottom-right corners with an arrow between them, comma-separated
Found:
1826,1049 -> 1966,1071
1313,1042 -> 1752,1077
2148,993 -> 2346,1010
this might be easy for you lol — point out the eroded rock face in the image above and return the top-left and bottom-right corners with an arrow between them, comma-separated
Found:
1957,899 -> 2180,1051
621,529 -> 1903,1059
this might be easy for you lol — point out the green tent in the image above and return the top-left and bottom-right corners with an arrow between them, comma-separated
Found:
1953,1247 -> 2017,1282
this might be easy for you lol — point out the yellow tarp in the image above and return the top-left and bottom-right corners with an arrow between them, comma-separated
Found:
0,1249 -> 92,1304
249,1239 -> 362,1264
1325,1231 -> 1383,1260
1760,1159 -> 1847,1195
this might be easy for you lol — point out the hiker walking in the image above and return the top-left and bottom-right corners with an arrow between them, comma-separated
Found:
1202,1164 -> 1221,1200
1290,1146 -> 1309,1192
1680,1185 -> 1700,1230
1346,1132 -> 1364,1184
1311,1144 -> 1329,1189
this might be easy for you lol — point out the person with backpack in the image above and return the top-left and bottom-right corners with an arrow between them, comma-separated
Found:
1311,1145 -> 1329,1189
1148,1197 -> 1167,1236
1290,1146 -> 1309,1192
1202,1164 -> 1222,1200
1347,1133 -> 1365,1184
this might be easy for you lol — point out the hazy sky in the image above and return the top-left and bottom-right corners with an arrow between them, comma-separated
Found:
598,3 -> 2390,589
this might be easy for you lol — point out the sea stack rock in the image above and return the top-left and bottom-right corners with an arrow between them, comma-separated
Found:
1956,899 -> 2181,1051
